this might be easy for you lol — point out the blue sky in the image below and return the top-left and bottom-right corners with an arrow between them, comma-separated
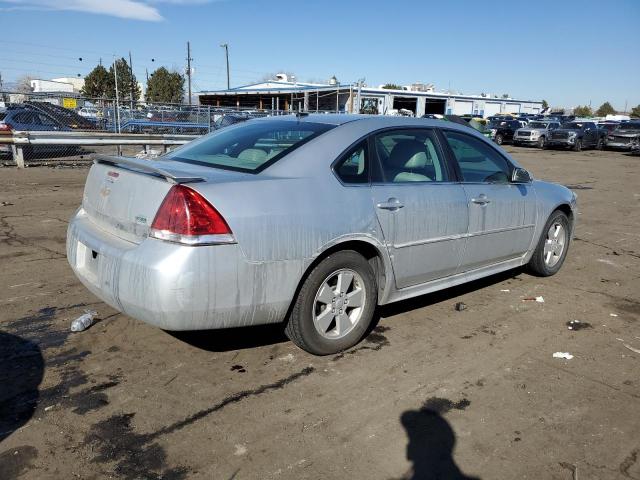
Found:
1,0 -> 638,110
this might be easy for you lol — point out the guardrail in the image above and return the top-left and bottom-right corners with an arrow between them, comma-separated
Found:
0,130 -> 199,168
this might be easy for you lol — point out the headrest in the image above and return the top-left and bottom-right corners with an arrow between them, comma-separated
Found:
388,140 -> 428,169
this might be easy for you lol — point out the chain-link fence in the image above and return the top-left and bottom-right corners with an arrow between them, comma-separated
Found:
0,90 -> 292,166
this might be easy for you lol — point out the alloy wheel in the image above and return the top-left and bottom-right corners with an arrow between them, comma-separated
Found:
312,269 -> 366,339
543,222 -> 567,267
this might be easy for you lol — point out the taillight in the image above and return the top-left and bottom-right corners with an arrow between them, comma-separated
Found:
149,185 -> 235,245
0,122 -> 12,134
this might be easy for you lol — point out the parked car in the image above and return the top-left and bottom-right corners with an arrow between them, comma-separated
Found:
78,106 -> 100,119
0,105 -> 72,158
488,119 -> 522,145
67,115 -> 577,355
513,120 -> 561,148
605,121 -> 640,150
546,121 -> 605,151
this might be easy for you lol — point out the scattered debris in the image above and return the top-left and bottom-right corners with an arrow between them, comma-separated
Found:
553,352 -> 574,360
44,405 -> 55,412
523,296 -> 545,303
279,353 -> 295,362
454,302 -> 467,311
559,461 -> 578,480
566,320 -> 592,331
230,364 -> 246,373
234,444 -> 247,456
609,313 -> 619,317
500,289 -> 510,292
70,310 -> 98,332
135,149 -> 161,159
623,344 -> 640,355
1,201 -> 14,206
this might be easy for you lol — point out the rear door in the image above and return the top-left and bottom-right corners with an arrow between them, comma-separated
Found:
369,128 -> 468,288
440,129 -> 537,271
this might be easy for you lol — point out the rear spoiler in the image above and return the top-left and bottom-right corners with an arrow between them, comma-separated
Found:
93,155 -> 204,184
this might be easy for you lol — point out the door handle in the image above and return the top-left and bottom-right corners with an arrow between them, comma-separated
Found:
377,197 -> 404,211
471,194 -> 491,205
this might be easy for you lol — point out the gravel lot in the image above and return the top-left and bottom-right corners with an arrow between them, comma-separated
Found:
1,147 -> 639,480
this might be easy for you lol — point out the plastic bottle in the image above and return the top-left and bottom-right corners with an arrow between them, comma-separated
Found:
70,310 -> 98,332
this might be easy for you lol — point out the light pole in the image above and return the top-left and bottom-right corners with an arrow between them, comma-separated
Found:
220,43 -> 230,90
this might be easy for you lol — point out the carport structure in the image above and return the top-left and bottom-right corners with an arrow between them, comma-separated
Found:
198,81 -> 543,117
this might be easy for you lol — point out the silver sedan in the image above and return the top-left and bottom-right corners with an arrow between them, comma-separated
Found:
67,115 -> 577,354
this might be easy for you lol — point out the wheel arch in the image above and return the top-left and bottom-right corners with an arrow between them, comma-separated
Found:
283,237 -> 393,327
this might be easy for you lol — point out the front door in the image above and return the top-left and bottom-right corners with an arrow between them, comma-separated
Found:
370,128 -> 469,288
441,129 -> 537,271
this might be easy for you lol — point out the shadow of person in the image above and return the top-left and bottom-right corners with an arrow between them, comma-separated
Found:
0,331 -> 44,443
399,407 -> 480,480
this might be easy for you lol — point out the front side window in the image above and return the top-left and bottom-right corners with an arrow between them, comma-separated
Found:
165,120 -> 334,172
443,130 -> 512,183
373,129 -> 448,183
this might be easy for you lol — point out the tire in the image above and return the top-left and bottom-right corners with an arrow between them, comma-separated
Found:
573,139 -> 582,152
596,136 -> 603,150
285,250 -> 377,355
495,134 -> 504,145
528,210 -> 571,277
538,136 -> 546,149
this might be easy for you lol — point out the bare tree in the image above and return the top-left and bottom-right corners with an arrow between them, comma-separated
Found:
15,75 -> 35,93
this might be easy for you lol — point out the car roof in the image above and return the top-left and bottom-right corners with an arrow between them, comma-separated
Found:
252,113 -> 489,130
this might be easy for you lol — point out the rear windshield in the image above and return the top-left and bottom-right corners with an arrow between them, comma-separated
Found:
0,112 -> 6,121
165,120 -> 334,172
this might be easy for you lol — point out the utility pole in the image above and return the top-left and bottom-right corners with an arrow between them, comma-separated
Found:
113,57 -> 121,133
220,43 -> 230,90
186,41 -> 193,105
129,51 -> 135,109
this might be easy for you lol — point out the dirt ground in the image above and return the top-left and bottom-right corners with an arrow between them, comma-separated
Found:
1,146 -> 639,480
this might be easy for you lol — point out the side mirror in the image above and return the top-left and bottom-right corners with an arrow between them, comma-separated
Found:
511,167 -> 532,183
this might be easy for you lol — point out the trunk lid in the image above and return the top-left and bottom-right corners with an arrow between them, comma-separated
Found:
82,155 -> 244,244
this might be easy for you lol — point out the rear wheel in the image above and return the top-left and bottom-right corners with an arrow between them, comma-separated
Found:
528,210 -> 571,276
596,136 -> 604,150
538,136 -> 546,149
573,139 -> 582,152
285,250 -> 377,355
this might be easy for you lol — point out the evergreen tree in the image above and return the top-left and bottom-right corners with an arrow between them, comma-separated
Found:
81,65 -> 110,98
145,67 -> 185,104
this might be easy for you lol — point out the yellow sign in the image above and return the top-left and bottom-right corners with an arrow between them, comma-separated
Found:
62,98 -> 77,109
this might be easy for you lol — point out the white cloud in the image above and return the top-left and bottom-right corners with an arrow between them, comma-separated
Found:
0,0 -> 166,21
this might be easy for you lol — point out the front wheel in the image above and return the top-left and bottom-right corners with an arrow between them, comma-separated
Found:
285,250 -> 377,355
538,136 -> 546,149
596,137 -> 604,150
528,210 -> 571,276
495,134 -> 504,145
573,139 -> 582,152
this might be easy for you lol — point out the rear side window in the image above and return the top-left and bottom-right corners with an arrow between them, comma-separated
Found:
165,120 -> 334,172
443,130 -> 512,183
334,142 -> 368,184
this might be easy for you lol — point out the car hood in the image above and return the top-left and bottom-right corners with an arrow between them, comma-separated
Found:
518,128 -> 544,133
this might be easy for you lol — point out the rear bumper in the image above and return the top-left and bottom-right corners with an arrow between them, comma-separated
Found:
67,209 -> 299,330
